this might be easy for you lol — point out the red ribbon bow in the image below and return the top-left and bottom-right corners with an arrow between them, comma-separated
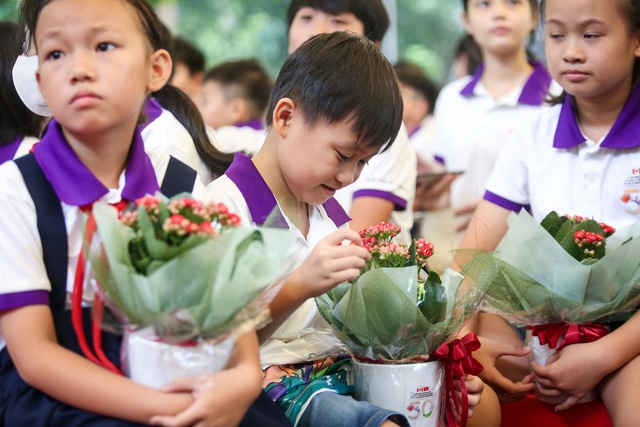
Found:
529,322 -> 609,351
433,332 -> 484,427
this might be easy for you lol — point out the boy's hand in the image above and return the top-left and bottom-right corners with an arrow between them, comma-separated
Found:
292,227 -> 370,299
463,375 -> 483,418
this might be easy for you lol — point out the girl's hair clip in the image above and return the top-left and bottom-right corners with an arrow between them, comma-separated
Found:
22,28 -> 33,56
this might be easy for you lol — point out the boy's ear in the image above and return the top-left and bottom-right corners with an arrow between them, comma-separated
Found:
147,48 -> 172,92
272,98 -> 296,138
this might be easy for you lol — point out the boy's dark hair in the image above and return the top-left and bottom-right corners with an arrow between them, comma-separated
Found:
169,36 -> 205,76
266,31 -> 402,153
393,61 -> 440,111
24,0 -> 233,178
203,59 -> 273,120
286,0 -> 389,43
0,21 -> 44,146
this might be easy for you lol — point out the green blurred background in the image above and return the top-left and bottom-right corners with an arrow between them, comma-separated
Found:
0,0 -> 464,84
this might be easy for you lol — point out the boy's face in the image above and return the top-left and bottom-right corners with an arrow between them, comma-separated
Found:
278,113 -> 378,206
288,6 -> 365,53
199,80 -> 237,129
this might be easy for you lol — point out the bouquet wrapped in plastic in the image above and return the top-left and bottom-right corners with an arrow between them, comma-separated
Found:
89,194 -> 298,388
316,223 -> 488,427
460,210 -> 640,401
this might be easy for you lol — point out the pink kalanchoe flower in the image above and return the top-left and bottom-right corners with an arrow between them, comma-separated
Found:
136,195 -> 161,217
163,214 -> 192,236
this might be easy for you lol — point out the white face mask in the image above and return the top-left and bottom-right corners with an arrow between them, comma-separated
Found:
12,55 -> 52,117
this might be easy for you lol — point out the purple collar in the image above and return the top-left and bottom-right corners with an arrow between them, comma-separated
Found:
139,97 -> 164,132
460,61 -> 552,106
225,153 -> 350,228
235,119 -> 265,131
0,136 -> 24,164
32,119 -> 160,206
554,82 -> 640,149
408,124 -> 422,139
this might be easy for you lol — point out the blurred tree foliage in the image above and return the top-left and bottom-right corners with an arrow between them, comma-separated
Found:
0,0 -> 463,83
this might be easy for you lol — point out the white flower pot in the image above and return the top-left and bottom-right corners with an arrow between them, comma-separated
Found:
351,359 -> 444,426
122,326 -> 235,389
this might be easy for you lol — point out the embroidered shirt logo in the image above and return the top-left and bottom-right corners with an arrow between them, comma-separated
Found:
621,169 -> 640,215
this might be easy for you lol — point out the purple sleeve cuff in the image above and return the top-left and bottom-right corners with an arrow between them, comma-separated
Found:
353,189 -> 407,211
0,290 -> 50,312
484,190 -> 530,213
434,155 -> 445,165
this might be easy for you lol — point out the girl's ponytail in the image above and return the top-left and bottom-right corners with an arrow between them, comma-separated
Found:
152,84 -> 233,180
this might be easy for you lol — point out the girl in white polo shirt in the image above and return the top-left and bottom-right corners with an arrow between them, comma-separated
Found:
0,0 -> 288,426
458,0 -> 640,422
431,0 -> 557,268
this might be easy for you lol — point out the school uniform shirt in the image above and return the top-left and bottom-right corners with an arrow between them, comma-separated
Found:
433,61 -> 558,233
206,153 -> 351,367
0,119 -> 207,351
141,97 -> 214,185
485,82 -> 640,228
334,123 -> 417,243
212,119 -> 267,155
409,116 -> 439,172
0,135 -> 39,164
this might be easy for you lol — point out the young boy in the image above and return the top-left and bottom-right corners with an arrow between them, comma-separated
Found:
200,58 -> 273,155
168,36 -> 206,108
286,0 -> 417,243
207,31 -> 408,427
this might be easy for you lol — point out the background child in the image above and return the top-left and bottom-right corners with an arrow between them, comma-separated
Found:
0,0 -> 287,425
393,61 -> 440,173
458,0 -> 640,422
286,0 -> 417,243
200,58 -> 273,155
0,20 -> 45,163
432,0 -> 557,268
168,36 -> 206,109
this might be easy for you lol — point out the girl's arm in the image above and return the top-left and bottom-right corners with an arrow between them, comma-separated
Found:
533,310 -> 640,411
258,227 -> 370,342
453,199 -> 511,270
455,200 -> 534,400
347,197 -> 394,234
1,305 -> 193,423
149,330 -> 263,426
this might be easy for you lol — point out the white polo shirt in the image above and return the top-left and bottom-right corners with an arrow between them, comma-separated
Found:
433,62 -> 558,231
141,98 -> 214,185
334,123 -> 417,243
0,120 -> 207,351
485,82 -> 640,227
212,120 -> 267,155
409,116 -> 439,172
206,153 -> 351,367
